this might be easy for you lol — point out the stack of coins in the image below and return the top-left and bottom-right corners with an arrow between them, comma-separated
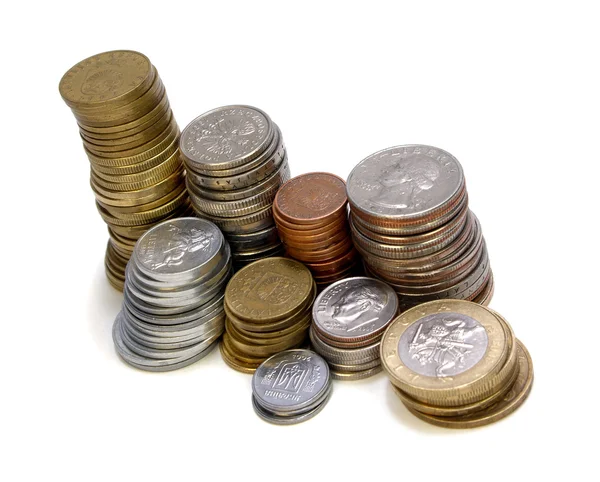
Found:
347,145 -> 493,311
59,50 -> 189,290
273,173 -> 359,290
180,105 -> 289,270
220,257 -> 315,373
381,300 -> 533,428
112,218 -> 232,371
251,349 -> 332,425
310,277 -> 398,380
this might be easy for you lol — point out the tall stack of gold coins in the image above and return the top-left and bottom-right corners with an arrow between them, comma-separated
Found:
59,50 -> 189,290
347,145 -> 493,311
220,257 -> 315,373
180,105 -> 289,271
381,300 -> 533,428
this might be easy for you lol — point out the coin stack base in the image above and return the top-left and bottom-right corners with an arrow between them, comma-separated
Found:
251,350 -> 332,424
59,50 -> 189,290
180,106 -> 290,271
112,218 -> 231,371
310,277 -> 398,380
221,257 -> 315,373
273,172 -> 360,290
381,300 -> 533,428
347,145 -> 493,311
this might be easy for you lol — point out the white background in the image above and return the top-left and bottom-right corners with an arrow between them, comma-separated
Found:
2,1 -> 597,480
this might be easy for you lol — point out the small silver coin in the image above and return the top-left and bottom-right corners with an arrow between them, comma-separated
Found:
251,387 -> 332,425
252,349 -> 330,414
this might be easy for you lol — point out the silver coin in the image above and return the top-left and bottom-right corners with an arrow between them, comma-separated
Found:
134,217 -> 224,282
327,358 -> 381,373
309,327 -> 381,364
251,387 -> 332,425
227,226 -> 280,250
312,277 -> 398,342
346,145 -> 464,220
180,105 -> 273,171
252,349 -> 330,414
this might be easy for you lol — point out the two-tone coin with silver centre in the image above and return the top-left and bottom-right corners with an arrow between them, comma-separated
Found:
112,217 -> 232,371
381,300 -> 533,427
310,277 -> 398,379
251,349 -> 332,424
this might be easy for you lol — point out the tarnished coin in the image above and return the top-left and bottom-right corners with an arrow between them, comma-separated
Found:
225,257 -> 313,323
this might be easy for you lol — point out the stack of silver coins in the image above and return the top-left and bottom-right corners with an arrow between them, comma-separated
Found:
112,217 -> 232,371
180,105 -> 290,270
347,145 -> 493,311
310,277 -> 398,380
251,349 -> 332,425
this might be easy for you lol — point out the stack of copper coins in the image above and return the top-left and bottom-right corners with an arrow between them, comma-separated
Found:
58,50 -> 189,290
273,173 -> 359,290
179,105 -> 289,270
220,258 -> 316,373
347,145 -> 493,311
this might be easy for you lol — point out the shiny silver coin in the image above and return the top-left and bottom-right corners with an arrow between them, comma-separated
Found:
327,357 -> 381,373
346,144 -> 465,222
312,277 -> 398,344
252,349 -> 330,414
134,217 -> 225,282
309,327 -> 381,364
251,387 -> 332,425
180,105 -> 274,172
227,226 -> 280,250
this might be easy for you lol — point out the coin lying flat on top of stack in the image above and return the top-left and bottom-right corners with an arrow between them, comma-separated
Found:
381,300 -> 533,428
347,145 -> 493,311
251,349 -> 332,425
273,172 -> 360,290
310,277 -> 398,380
112,217 -> 232,371
59,50 -> 189,290
220,257 -> 315,373
180,105 -> 289,270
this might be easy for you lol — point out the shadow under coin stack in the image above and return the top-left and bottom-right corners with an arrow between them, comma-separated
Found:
220,257 -> 315,373
59,50 -> 189,290
180,106 -> 289,270
381,300 -> 533,428
112,218 -> 232,371
273,173 -> 359,290
347,145 -> 493,311
310,277 -> 398,380
251,349 -> 332,425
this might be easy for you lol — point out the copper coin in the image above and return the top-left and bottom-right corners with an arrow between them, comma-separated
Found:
274,172 -> 347,225
304,248 -> 359,274
273,207 -> 346,232
274,211 -> 347,237
286,237 -> 354,263
282,227 -> 349,250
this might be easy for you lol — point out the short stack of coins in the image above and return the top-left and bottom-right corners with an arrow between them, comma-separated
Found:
220,257 -> 316,373
347,145 -> 493,311
381,300 -> 533,428
251,349 -> 332,425
310,277 -> 398,380
273,172 -> 359,290
180,105 -> 290,270
59,50 -> 189,290
112,218 -> 232,371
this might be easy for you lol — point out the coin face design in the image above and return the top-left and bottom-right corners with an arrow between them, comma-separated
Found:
135,218 -> 222,276
253,350 -> 329,410
347,145 -> 463,218
181,106 -> 271,166
313,277 -> 397,338
59,50 -> 151,105
275,173 -> 347,221
398,312 -> 488,378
